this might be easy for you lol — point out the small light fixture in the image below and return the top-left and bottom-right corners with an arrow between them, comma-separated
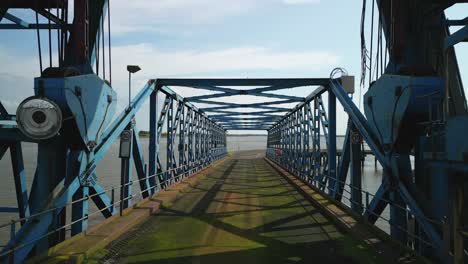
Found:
127,65 -> 141,108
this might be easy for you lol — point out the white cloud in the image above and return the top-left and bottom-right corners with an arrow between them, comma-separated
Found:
110,0 -> 320,34
110,43 -> 339,93
283,0 -> 320,4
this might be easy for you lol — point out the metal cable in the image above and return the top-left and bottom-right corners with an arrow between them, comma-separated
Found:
47,0 -> 52,68
108,0 -> 112,85
35,5 -> 43,73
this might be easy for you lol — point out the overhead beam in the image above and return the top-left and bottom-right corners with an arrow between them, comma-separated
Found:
0,0 -> 66,8
156,78 -> 330,87
445,24 -> 468,49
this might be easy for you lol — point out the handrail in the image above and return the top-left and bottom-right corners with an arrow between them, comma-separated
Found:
265,150 -> 448,256
0,153 -> 226,258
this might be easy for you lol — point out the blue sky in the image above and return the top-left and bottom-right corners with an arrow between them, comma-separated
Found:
1,1 -> 467,134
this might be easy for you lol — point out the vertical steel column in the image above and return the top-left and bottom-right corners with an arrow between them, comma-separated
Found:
179,104 -> 186,176
148,90 -> 158,193
350,123 -> 363,213
9,142 -> 30,223
32,138 -> 68,250
195,112 -> 200,170
296,110 -> 302,177
133,127 -> 150,198
303,106 -> 310,180
71,152 -> 88,236
306,102 -> 314,183
335,123 -> 350,201
204,117 -> 208,163
166,97 -> 174,183
205,118 -> 209,163
187,108 -> 194,173
71,185 -> 89,235
207,121 -> 212,162
313,97 -> 322,187
287,115 -> 292,171
452,179 -> 465,263
328,90 -> 337,195
172,101 -> 182,180
200,116 -> 205,165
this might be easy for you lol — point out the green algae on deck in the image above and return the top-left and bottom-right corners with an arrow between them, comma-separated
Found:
86,151 -> 383,264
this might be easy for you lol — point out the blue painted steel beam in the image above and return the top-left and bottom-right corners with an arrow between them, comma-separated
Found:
0,144 -> 8,160
270,86 -> 326,126
334,127 -> 350,200
2,173 -> 83,263
0,101 -> 8,116
3,12 -> 29,28
0,207 -> 19,213
71,185 -> 89,235
71,152 -> 92,236
89,182 -> 113,217
364,179 -> 389,224
148,91 -> 158,192
208,109 -> 289,114
196,99 -> 299,108
212,117 -> 282,121
350,123 -> 363,214
96,81 -> 156,160
398,182 -> 443,255
327,90 -> 337,195
445,24 -> 468,49
444,17 -> 468,26
329,80 -> 388,169
0,128 -> 37,143
132,127 -> 150,199
10,142 -> 30,223
187,91 -> 304,102
224,128 -> 270,130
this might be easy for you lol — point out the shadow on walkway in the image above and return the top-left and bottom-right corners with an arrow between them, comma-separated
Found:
95,150 -> 381,264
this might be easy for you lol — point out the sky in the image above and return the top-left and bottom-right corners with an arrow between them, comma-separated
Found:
0,0 -> 467,135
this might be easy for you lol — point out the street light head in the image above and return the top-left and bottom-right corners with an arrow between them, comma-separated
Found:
127,65 -> 141,74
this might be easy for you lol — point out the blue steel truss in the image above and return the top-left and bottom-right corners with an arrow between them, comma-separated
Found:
1,1 -> 467,263
0,80 -> 228,263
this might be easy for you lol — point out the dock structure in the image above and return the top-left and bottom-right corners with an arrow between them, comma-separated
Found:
1,1 -> 468,264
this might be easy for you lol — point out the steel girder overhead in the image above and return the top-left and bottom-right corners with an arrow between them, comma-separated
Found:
156,78 -> 330,131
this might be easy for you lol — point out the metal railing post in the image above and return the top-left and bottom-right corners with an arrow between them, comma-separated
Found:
442,216 -> 449,257
365,192 -> 370,210
111,187 -> 115,214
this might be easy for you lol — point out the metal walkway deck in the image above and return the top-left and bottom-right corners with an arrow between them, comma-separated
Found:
42,150 -> 390,264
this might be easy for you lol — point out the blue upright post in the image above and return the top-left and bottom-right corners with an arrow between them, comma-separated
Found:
334,125 -> 350,201
71,185 -> 89,235
179,105 -> 186,176
350,123 -> 363,213
389,155 -> 409,245
328,89 -> 337,195
167,98 -> 174,184
133,127 -> 150,198
188,108 -> 194,172
149,90 -> 158,193
9,142 -> 30,223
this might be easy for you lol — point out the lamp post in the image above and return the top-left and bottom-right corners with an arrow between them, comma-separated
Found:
127,65 -> 141,108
